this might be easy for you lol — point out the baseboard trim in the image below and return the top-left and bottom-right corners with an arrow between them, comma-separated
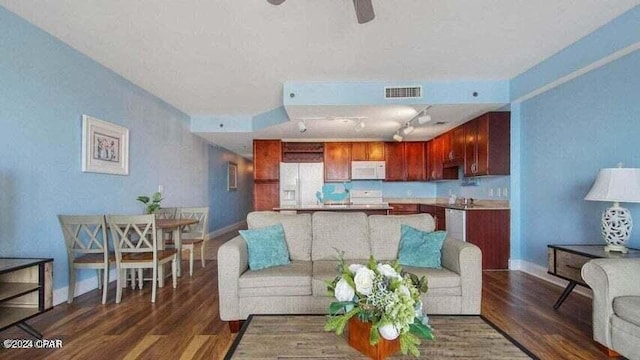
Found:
53,268 -> 119,306
207,220 -> 246,239
509,259 -> 592,298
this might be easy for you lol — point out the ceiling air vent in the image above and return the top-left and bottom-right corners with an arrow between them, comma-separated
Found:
384,86 -> 422,99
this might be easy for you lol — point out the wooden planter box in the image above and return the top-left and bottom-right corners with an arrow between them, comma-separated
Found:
348,317 -> 400,360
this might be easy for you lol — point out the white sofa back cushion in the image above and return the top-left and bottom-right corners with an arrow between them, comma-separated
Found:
312,212 -> 370,260
369,214 -> 436,260
247,211 -> 312,261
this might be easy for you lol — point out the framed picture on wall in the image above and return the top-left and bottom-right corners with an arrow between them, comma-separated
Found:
81,115 -> 129,175
228,161 -> 238,191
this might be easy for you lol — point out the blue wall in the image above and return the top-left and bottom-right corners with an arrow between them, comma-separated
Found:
519,50 -> 640,266
208,145 -> 253,232
0,8 -> 210,291
436,168 -> 510,201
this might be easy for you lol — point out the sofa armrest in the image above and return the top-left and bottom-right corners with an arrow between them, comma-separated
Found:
441,236 -> 482,314
217,235 -> 249,321
581,258 -> 640,347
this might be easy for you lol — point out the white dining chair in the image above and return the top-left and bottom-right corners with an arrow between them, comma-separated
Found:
58,215 -> 114,304
176,207 -> 209,277
107,214 -> 177,303
153,207 -> 176,220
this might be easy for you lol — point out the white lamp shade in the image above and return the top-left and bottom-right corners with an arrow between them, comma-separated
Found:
584,168 -> 640,203
392,133 -> 403,142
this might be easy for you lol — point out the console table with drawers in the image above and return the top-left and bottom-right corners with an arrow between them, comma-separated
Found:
547,244 -> 640,309
0,258 -> 54,338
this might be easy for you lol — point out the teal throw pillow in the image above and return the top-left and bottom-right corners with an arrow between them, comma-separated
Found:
239,223 -> 291,271
397,224 -> 447,269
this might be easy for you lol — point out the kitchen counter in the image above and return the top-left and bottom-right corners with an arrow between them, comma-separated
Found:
274,203 -> 392,215
385,198 -> 510,210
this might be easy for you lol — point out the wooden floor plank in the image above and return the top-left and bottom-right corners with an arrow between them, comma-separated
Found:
123,335 -> 164,360
0,233 -> 609,359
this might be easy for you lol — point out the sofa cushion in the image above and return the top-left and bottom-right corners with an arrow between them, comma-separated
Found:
312,212 -> 370,260
613,296 -> 640,327
247,211 -> 312,261
369,214 -> 436,260
402,265 -> 462,296
239,260 -> 312,297
240,223 -> 291,271
398,225 -> 447,269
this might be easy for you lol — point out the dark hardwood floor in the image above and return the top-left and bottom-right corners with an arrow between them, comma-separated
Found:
0,253 -> 608,359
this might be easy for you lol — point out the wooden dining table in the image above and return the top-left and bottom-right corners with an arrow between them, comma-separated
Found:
155,218 -> 199,286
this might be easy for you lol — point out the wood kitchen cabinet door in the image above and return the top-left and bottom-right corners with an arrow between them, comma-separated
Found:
465,209 -> 510,269
253,140 -> 281,181
351,142 -> 384,161
384,142 -> 405,181
367,142 -> 385,161
324,142 -> 351,182
419,204 -> 446,230
445,126 -> 465,165
351,142 -> 368,161
464,112 -> 510,177
428,137 -> 444,180
404,142 -> 425,181
464,119 -> 478,177
253,182 -> 279,211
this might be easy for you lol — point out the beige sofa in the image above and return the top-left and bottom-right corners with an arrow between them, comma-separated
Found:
582,258 -> 640,359
218,211 -> 482,327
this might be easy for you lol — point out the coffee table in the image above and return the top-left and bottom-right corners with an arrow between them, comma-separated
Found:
224,314 -> 537,359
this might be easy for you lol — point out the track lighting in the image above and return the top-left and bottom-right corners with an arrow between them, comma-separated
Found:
417,114 -> 432,125
402,124 -> 415,136
393,132 -> 403,142
297,120 -> 307,133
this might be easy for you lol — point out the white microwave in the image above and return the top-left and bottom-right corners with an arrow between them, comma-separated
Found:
351,161 -> 386,180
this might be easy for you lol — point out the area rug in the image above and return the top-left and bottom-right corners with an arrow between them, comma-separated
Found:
224,314 -> 538,359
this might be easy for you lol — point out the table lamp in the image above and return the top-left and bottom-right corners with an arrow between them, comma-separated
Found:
584,165 -> 640,253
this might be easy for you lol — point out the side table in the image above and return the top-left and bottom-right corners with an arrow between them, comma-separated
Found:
547,245 -> 640,309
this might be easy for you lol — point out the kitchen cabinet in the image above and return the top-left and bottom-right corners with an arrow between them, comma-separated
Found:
464,112 -> 510,177
384,142 -> 405,181
384,142 -> 426,181
253,182 -> 280,211
444,126 -> 465,166
324,142 -> 351,182
0,258 -> 53,337
388,203 -> 419,215
426,137 -> 457,181
351,142 -> 385,161
465,209 -> 510,269
404,142 -> 426,181
419,205 -> 446,231
253,140 -> 281,181
253,140 -> 281,211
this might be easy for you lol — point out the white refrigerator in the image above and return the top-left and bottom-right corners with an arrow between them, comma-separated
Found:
280,162 -> 324,207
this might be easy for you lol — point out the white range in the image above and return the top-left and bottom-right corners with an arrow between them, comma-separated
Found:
349,190 -> 386,205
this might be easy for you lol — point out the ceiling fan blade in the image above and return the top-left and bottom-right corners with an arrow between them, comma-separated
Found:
267,0 -> 286,5
353,0 -> 375,24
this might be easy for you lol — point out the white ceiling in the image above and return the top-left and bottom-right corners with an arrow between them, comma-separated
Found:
2,0 -> 638,157
199,103 -> 502,157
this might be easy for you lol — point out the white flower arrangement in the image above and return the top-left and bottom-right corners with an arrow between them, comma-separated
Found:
325,255 -> 434,357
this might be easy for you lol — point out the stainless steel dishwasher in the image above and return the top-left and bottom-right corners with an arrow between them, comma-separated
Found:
445,208 -> 466,242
